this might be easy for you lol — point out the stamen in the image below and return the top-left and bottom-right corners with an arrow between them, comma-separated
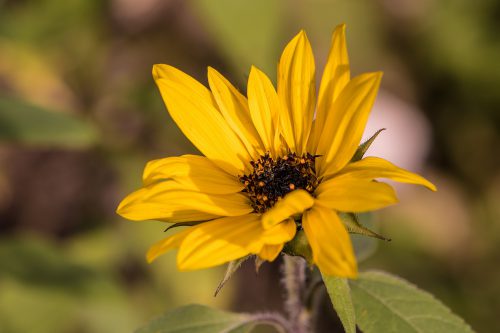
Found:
239,152 -> 320,213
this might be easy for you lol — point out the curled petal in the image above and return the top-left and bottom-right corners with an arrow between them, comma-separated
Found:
261,189 -> 314,229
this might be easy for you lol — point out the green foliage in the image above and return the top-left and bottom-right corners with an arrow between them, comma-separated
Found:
0,96 -> 97,148
135,304 -> 257,333
192,0 -> 283,80
350,271 -> 475,333
322,275 -> 356,333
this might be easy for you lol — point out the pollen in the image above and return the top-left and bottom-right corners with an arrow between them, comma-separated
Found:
239,152 -> 320,213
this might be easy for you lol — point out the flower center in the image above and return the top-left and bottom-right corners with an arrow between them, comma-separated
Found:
239,152 -> 320,213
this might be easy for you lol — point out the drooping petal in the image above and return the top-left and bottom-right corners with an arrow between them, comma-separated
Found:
278,30 -> 316,154
207,67 -> 264,159
142,154 -> 244,194
332,157 -> 437,191
146,227 -> 192,263
317,72 -> 383,176
116,181 -> 253,222
258,243 -> 284,261
175,215 -> 296,270
316,176 -> 398,212
153,64 -> 250,175
261,189 -> 314,229
247,66 -> 281,156
309,24 -> 350,152
302,204 -> 357,277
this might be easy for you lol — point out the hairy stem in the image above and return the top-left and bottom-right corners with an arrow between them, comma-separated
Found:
281,255 -> 311,333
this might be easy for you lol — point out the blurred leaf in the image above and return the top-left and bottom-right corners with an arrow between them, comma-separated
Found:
350,271 -> 475,333
0,278 -> 76,333
135,304 -> 257,333
322,275 -> 356,333
0,236 -> 140,333
0,96 -> 97,147
191,0 -> 283,80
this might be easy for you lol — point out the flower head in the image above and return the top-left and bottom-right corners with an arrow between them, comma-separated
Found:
117,25 -> 436,277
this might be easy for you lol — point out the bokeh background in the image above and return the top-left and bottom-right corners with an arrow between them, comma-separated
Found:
0,0 -> 499,332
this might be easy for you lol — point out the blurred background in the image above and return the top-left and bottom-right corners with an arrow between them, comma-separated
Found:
0,0 -> 499,332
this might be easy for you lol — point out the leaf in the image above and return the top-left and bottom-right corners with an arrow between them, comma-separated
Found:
322,275 -> 356,333
0,96 -> 97,148
214,256 -> 250,297
135,304 -> 257,333
350,271 -> 475,333
351,128 -> 385,162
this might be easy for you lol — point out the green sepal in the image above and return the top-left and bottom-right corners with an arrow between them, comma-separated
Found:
214,256 -> 250,296
351,128 -> 385,162
254,256 -> 266,273
339,213 -> 390,241
282,229 -> 313,265
163,220 -> 213,232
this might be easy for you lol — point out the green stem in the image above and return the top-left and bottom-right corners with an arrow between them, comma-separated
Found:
281,256 -> 311,333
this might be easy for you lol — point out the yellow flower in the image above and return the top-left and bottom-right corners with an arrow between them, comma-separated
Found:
116,24 -> 436,277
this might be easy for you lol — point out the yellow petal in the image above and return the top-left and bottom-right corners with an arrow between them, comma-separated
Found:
309,24 -> 350,152
316,176 -> 398,212
302,204 -> 357,277
142,154 -> 244,194
333,157 -> 437,191
176,214 -> 295,270
278,30 -> 316,154
258,243 -> 284,261
153,64 -> 249,175
146,228 -> 192,263
317,72 -> 383,176
207,67 -> 264,159
261,189 -> 314,229
116,181 -> 252,221
247,66 -> 281,156
258,217 -> 297,245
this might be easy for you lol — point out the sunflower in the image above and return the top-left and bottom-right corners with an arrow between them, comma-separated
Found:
116,24 -> 436,277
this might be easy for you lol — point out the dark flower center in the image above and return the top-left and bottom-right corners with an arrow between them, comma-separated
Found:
239,152 -> 320,213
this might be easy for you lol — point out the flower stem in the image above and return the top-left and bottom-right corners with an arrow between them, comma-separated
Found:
281,255 -> 311,333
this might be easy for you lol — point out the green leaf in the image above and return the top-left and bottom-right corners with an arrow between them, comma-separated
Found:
350,271 -> 475,333
0,96 -> 97,148
322,275 -> 356,333
135,304 -> 258,333
351,128 -> 385,162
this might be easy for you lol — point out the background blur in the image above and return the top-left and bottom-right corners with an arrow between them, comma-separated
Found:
0,0 -> 499,332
